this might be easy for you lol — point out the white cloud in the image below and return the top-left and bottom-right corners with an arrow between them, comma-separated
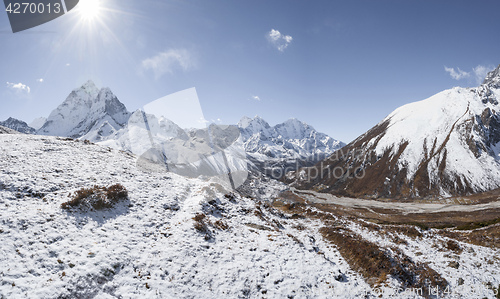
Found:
267,29 -> 293,52
65,63 -> 70,67
473,65 -> 495,84
141,49 -> 194,79
37,78 -> 44,83
6,82 -> 30,94
444,66 -> 470,80
250,95 -> 261,101
444,64 -> 497,84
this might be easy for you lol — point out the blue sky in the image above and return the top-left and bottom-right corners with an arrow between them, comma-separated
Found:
1,0 -> 500,143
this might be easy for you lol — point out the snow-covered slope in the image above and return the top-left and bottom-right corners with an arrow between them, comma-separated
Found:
0,125 -> 18,134
37,80 -> 130,141
289,64 -> 500,199
1,134 -> 498,298
0,134 -> 361,298
239,116 -> 344,178
0,117 -> 35,134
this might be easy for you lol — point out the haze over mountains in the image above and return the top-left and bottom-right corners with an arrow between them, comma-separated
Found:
289,64 -> 500,199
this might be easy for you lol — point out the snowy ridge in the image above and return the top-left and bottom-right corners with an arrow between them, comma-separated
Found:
238,116 -> 344,179
239,116 -> 344,160
0,117 -> 35,134
290,64 -> 500,198
0,125 -> 18,134
28,80 -> 342,181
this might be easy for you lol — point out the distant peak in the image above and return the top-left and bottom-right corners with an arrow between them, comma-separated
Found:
238,116 -> 252,128
76,80 -> 100,96
98,87 -> 113,95
251,115 -> 269,125
284,118 -> 302,124
482,64 -> 500,87
82,80 -> 97,89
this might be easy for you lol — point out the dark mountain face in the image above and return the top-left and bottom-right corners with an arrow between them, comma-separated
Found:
286,65 -> 500,199
0,117 -> 35,134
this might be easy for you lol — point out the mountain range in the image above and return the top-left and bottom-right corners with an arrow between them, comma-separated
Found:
2,80 -> 342,181
288,64 -> 500,199
6,65 -> 500,200
0,117 -> 35,134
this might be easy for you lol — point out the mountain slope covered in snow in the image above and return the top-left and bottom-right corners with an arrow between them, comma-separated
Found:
239,116 -> 344,178
37,80 -> 130,141
0,125 -> 19,134
1,134 -> 499,298
288,64 -> 500,199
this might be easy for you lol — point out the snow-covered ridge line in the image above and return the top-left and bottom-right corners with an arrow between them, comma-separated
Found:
290,64 -> 500,199
6,80 -> 343,180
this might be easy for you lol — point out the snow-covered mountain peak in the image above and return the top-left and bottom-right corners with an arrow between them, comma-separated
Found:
291,69 -> 500,198
482,64 -> 500,88
238,116 -> 273,137
38,80 -> 130,140
275,118 -> 314,139
237,116 -> 253,128
80,79 -> 99,94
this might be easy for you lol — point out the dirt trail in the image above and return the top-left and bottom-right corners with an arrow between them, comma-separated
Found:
291,188 -> 500,214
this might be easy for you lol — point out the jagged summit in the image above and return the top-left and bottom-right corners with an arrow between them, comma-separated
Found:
38,80 -> 130,140
482,64 -> 500,88
80,79 -> 99,93
238,115 -> 344,175
238,115 -> 270,129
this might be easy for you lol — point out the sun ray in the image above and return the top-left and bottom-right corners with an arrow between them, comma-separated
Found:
77,0 -> 102,21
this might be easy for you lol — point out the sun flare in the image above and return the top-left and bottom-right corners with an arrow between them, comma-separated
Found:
77,0 -> 102,21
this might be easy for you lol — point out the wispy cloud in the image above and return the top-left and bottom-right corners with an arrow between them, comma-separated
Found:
473,65 -> 496,84
141,49 -> 194,79
267,29 -> 293,52
250,95 -> 261,101
444,65 -> 497,84
444,66 -> 470,80
6,82 -> 30,95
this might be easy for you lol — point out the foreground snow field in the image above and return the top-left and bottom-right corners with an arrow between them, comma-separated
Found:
0,135 -> 499,298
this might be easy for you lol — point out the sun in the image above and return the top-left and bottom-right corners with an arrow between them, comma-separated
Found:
77,0 -> 102,21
